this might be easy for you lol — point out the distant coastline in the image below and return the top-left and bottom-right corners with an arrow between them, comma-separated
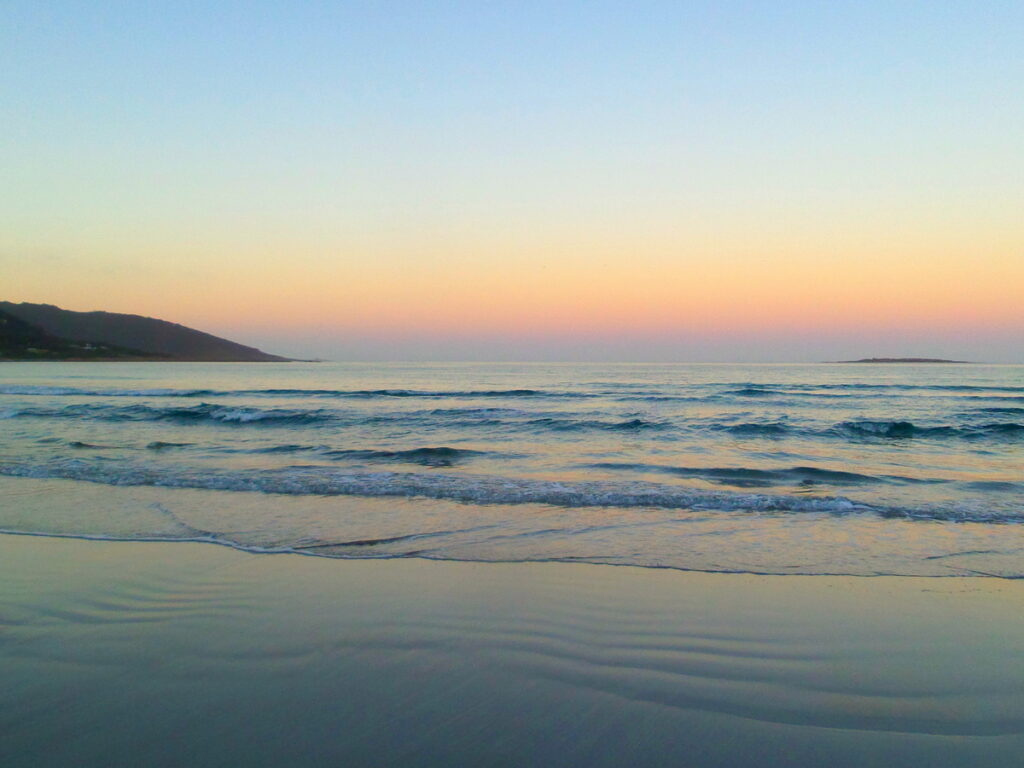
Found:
832,357 -> 969,364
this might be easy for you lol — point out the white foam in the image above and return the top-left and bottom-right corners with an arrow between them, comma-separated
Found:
1,458 -> 1017,523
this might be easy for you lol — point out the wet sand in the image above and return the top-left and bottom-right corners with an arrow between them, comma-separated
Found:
1,534 -> 1022,767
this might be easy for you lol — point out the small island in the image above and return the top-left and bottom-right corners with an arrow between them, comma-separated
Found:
833,357 -> 969,364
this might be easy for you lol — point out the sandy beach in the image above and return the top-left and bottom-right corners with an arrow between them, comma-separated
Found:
2,533 -> 1022,767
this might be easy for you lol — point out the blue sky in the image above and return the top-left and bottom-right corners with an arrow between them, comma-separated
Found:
3,1 -> 1022,360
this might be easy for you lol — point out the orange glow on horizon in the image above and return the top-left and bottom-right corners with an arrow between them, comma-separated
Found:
6,212 -> 1023,350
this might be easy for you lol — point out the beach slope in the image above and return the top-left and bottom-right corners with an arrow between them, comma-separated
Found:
1,534 -> 1022,767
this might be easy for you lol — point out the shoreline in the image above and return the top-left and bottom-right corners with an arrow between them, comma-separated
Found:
3,533 -> 1022,767
1,526 -> 1020,580
1,474 -> 1021,579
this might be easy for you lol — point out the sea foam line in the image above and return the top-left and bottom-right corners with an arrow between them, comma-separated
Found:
0,459 -> 1018,523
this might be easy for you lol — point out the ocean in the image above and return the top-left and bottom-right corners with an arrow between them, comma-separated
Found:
2,362 -> 1022,577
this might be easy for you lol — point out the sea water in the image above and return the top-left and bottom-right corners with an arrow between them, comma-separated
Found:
1,362 -> 1022,576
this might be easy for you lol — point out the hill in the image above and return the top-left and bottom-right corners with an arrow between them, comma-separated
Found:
1,308 -> 157,360
0,302 -> 291,362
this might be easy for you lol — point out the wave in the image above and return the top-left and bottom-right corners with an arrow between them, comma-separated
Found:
6,383 -> 1024,405
237,444 -> 505,467
724,387 -> 781,397
0,385 -> 216,397
198,407 -> 329,424
613,395 -> 709,403
312,388 -> 588,399
0,385 -> 588,400
427,407 -> 528,416
8,403 -> 336,426
723,382 -> 1024,394
247,443 -> 321,454
10,401 -> 1021,442
3,402 -> 671,434
713,419 -> 1023,441
719,422 -> 792,437
67,441 -> 114,450
836,420 -> 1024,440
240,388 -> 591,399
523,416 -> 670,432
588,462 -> 932,488
135,439 -> 507,467
322,446 -> 494,467
1,459 -> 1019,523
962,481 -> 1023,492
854,384 -> 1024,393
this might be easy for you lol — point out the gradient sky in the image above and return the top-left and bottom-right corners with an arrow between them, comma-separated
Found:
3,1 -> 1022,361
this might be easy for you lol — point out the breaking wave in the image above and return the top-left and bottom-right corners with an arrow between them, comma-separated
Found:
1,403 -> 671,433
251,445 -> 500,467
836,420 -> 1024,440
0,459 -> 1020,524
9,403 -> 336,425
588,462 -> 941,488
7,402 -> 1023,442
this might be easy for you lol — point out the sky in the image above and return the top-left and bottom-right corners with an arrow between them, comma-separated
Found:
2,1 -> 1022,361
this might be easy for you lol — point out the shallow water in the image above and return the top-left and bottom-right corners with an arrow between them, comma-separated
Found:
2,536 -> 1023,767
1,362 -> 1022,576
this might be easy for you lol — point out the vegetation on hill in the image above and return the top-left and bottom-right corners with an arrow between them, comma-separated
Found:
1,309 -> 157,360
0,302 -> 291,362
